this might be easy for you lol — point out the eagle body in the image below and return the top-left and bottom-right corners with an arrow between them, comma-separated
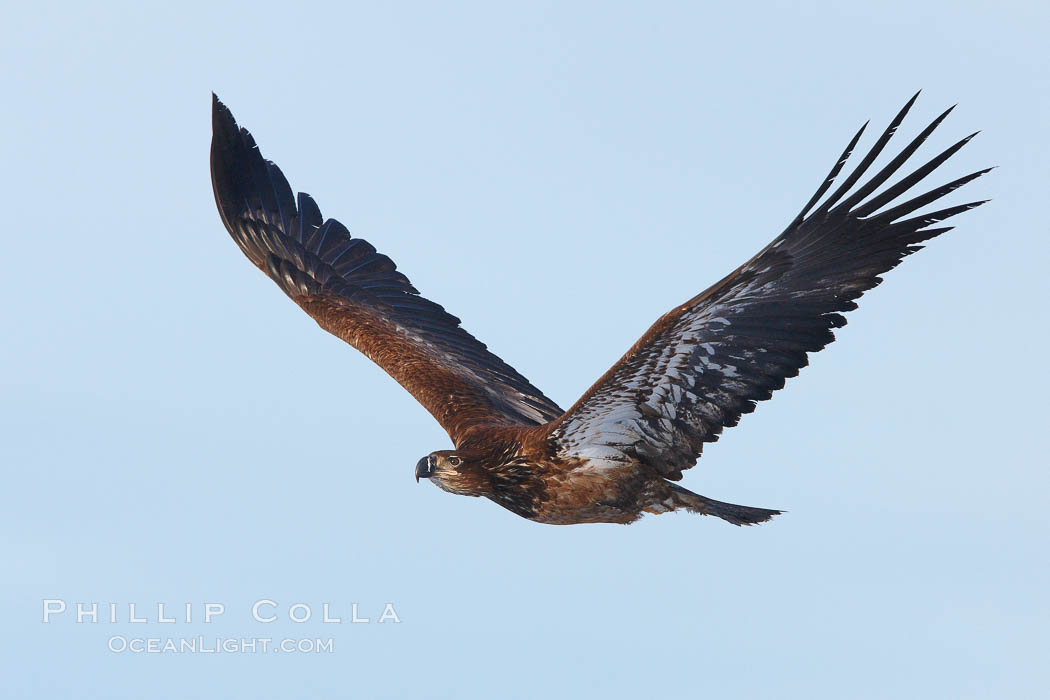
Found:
211,93 -> 987,526
427,428 -> 782,525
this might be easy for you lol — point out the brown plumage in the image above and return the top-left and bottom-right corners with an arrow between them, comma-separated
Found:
211,93 -> 988,526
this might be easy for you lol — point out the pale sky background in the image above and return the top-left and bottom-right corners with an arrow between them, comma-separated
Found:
1,1 -> 1047,698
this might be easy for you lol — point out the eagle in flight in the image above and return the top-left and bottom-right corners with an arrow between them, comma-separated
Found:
211,93 -> 987,526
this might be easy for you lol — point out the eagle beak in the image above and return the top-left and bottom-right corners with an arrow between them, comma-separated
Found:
415,455 -> 434,482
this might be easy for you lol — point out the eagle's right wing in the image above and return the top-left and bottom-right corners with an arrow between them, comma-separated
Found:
211,96 -> 563,446
547,94 -> 989,478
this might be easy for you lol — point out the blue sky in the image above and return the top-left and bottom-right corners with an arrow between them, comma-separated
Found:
1,1 -> 1047,697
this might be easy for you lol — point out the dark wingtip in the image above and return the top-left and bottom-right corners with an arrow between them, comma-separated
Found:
892,90 -> 922,131
210,93 -> 259,164
211,93 -> 236,134
957,199 -> 992,217
899,90 -> 921,116
209,93 -> 257,233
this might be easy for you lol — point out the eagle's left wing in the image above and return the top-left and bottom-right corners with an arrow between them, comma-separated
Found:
211,96 -> 563,446
546,95 -> 989,479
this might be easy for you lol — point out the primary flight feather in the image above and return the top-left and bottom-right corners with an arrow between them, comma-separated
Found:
211,92 -> 987,525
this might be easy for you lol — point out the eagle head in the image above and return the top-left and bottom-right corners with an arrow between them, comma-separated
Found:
415,450 -> 489,497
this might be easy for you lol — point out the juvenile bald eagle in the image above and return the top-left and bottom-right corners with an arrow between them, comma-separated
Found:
211,93 -> 987,525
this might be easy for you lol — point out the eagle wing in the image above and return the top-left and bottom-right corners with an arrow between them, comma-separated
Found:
211,96 -> 562,445
548,94 -> 989,478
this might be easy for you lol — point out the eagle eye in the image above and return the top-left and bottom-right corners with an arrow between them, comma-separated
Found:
448,456 -> 462,467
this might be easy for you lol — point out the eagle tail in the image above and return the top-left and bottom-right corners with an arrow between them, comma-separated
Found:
667,484 -> 782,526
